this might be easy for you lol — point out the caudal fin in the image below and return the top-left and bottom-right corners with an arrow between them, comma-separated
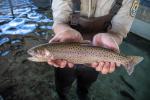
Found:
124,56 -> 144,75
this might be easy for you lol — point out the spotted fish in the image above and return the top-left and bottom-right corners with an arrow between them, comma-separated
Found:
27,42 -> 144,75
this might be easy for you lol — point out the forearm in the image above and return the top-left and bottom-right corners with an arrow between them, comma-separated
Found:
52,0 -> 73,35
53,23 -> 73,35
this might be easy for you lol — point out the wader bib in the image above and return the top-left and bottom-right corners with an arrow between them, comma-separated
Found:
70,0 -> 123,40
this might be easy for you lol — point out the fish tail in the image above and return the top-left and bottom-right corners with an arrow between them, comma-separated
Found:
124,56 -> 144,75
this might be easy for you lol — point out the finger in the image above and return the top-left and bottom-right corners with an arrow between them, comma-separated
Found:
105,41 -> 119,53
51,59 -> 64,68
49,36 -> 60,43
109,62 -> 116,73
92,35 -> 102,46
78,33 -> 83,40
48,60 -> 53,65
103,43 -> 119,53
60,60 -> 67,68
48,60 -> 59,67
101,62 -> 110,74
68,62 -> 74,68
54,59 -> 64,67
116,63 -> 121,67
48,59 -> 55,65
91,62 -> 99,68
110,37 -> 120,53
109,46 -> 120,53
96,62 -> 104,71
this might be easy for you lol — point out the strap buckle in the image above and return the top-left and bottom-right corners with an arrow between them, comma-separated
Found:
70,11 -> 80,25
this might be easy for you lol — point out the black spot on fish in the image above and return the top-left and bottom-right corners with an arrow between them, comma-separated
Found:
120,90 -> 135,100
120,75 -> 136,93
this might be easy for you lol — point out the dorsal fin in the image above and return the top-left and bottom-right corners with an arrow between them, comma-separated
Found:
49,40 -> 92,45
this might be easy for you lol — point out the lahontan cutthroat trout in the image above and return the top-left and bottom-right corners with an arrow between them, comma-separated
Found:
27,42 -> 144,75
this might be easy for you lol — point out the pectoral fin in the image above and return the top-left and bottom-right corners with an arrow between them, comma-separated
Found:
27,57 -> 47,62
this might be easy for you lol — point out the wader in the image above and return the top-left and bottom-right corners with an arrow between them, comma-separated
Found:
54,0 -> 123,100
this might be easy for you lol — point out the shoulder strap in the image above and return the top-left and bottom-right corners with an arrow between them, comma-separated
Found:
72,0 -> 81,13
109,0 -> 123,16
72,0 -> 123,16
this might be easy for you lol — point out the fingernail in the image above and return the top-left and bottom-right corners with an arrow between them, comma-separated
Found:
96,67 -> 100,71
102,71 -> 107,75
100,62 -> 104,66
53,64 -> 59,68
92,62 -> 97,68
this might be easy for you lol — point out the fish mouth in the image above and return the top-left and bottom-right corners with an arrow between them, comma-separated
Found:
27,49 -> 48,62
27,56 -> 36,61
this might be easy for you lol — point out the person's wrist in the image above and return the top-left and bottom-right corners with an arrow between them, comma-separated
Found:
55,28 -> 74,35
53,23 -> 72,34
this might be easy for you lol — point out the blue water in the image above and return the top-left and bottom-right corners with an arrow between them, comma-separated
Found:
0,0 -> 53,56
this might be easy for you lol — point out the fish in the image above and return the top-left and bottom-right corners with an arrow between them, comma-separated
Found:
27,42 -> 144,75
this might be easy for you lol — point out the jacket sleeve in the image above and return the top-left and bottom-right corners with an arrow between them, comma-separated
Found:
110,0 -> 139,38
52,0 -> 73,28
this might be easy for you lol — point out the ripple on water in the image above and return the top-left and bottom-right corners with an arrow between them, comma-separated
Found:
0,37 -> 10,45
0,0 -> 53,57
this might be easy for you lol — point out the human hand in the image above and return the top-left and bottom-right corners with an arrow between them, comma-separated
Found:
49,28 -> 83,43
91,33 -> 121,74
48,28 -> 83,68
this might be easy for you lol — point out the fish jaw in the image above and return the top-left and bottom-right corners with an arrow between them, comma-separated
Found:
27,57 -> 47,62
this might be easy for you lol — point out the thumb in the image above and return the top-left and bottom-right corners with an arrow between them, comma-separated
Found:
108,44 -> 120,53
101,39 -> 120,53
93,33 -> 120,53
109,37 -> 120,53
49,36 -> 60,43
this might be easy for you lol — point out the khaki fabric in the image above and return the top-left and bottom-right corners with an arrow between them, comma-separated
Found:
52,0 -> 139,38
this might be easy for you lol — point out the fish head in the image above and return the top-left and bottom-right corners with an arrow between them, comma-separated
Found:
27,44 -> 53,62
